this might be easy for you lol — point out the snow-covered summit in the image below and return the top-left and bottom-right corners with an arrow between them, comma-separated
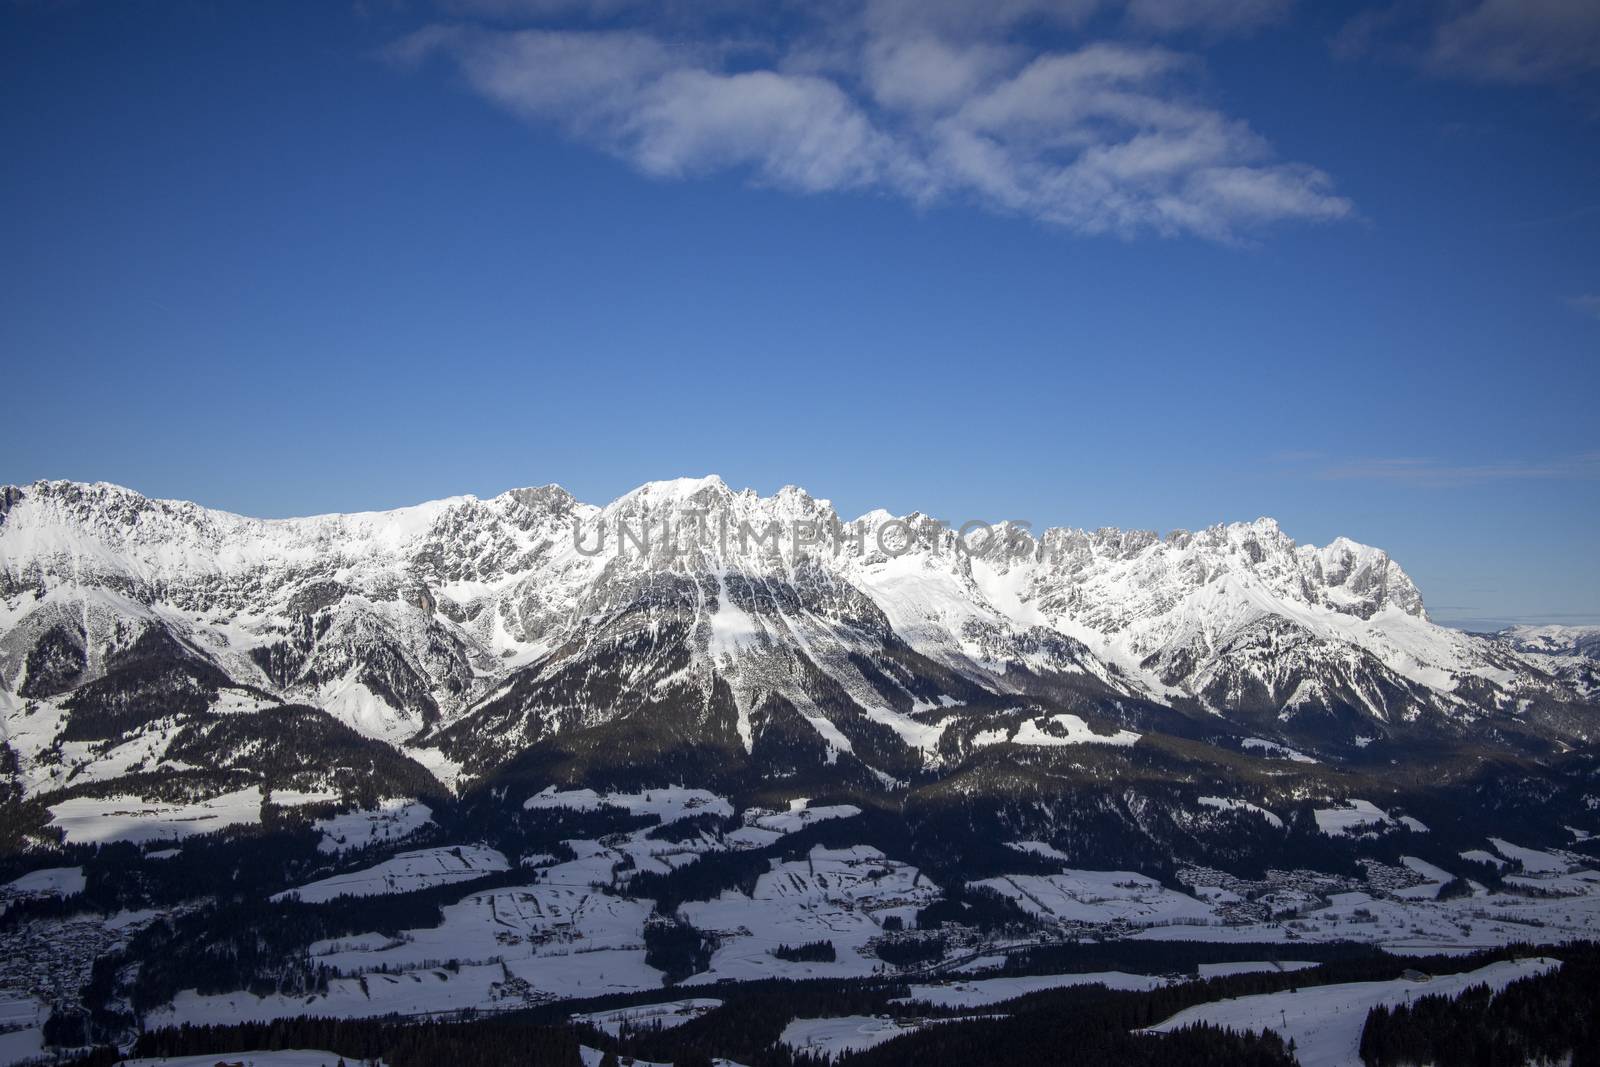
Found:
1,477 -> 1592,792
1494,624 -> 1600,659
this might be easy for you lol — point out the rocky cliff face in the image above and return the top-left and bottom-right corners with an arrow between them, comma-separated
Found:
1,476 -> 1594,801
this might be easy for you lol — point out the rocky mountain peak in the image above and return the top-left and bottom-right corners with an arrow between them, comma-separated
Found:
2,477 -> 1590,798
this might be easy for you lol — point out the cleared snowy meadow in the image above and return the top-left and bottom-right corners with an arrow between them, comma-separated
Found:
19,783 -> 1598,1067
1146,956 -> 1559,1067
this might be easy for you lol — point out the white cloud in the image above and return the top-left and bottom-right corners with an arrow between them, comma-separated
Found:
396,27 -> 927,197
625,69 -> 907,193
435,27 -> 676,117
1318,453 -> 1600,488
1124,0 -> 1294,36
439,0 -> 611,15
396,3 -> 1353,240
862,37 -> 1020,112
1572,294 -> 1600,320
1427,0 -> 1600,83
859,0 -> 1102,39
1336,1 -> 1600,85
920,43 -> 1350,236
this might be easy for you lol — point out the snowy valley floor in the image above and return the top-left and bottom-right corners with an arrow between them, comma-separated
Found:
3,787 -> 1599,1066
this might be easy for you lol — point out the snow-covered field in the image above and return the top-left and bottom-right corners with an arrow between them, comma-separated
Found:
272,846 -> 508,903
571,997 -> 722,1036
779,1015 -> 966,1057
2,865 -> 85,899
1461,848 -> 1508,869
305,849 -> 658,982
1138,838 -> 1600,952
1394,856 -> 1452,900
681,844 -> 941,984
0,1026 -> 44,1067
1196,960 -> 1317,979
738,800 -> 861,836
119,1050 -> 379,1067
522,792 -> 861,871
149,796 -> 903,1025
524,787 -> 733,825
314,800 -> 433,854
1005,840 -> 1070,864
1313,800 -> 1394,837
1239,738 -> 1316,763
0,995 -> 46,1067
971,870 -> 1214,926
150,838 -> 667,1027
972,713 -> 1140,748
896,971 -> 1166,1008
150,964 -> 503,1027
117,779 -> 1600,1052
1197,796 -> 1283,829
1146,957 -> 1559,1067
47,787 -> 267,845
1489,838 -> 1570,874
577,1048 -> 672,1067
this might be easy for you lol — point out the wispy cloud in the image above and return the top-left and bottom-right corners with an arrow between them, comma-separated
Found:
1431,610 -> 1600,631
1123,0 -> 1294,37
1427,0 -> 1600,84
1317,453 -> 1600,488
391,0 -> 1352,241
1336,1 -> 1600,86
1571,293 -> 1600,320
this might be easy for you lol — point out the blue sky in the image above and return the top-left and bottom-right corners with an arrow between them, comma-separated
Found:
1,0 -> 1597,629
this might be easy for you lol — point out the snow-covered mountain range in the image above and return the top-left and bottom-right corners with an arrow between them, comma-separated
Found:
1,477 -> 1595,803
